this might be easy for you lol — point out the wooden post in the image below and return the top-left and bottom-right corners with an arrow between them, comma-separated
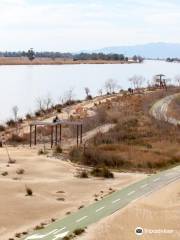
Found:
51,126 -> 53,148
30,125 -> 32,147
80,124 -> 83,144
77,125 -> 79,147
59,124 -> 62,144
34,125 -> 37,145
55,125 -> 58,146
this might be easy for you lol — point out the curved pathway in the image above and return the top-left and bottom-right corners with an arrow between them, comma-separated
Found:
150,93 -> 180,126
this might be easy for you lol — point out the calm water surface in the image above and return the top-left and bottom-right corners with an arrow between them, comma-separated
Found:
0,60 -> 179,123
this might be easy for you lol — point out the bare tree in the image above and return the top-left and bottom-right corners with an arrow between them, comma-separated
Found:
36,97 -> 44,111
98,89 -> 103,96
44,94 -> 52,110
12,105 -> 19,121
104,79 -> 118,94
84,87 -> 90,97
175,75 -> 180,86
129,75 -> 145,89
64,87 -> 75,102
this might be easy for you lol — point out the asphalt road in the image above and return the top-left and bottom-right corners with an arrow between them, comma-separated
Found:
23,166 -> 180,240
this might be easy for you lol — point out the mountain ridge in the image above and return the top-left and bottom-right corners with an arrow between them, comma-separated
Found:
91,42 -> 180,59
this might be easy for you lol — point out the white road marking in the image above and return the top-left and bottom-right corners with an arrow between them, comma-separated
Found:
112,198 -> 121,204
76,216 -> 88,223
128,191 -> 135,196
153,177 -> 160,182
96,206 -> 105,213
140,184 -> 148,189
52,231 -> 69,240
54,227 -> 66,234
25,230 -> 58,239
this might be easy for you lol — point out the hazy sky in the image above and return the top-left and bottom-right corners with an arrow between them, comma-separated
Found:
1,0 -> 180,51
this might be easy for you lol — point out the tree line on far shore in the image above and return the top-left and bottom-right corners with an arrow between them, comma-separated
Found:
0,49 -> 143,62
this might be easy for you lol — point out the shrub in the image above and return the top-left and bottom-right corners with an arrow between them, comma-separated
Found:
1,171 -> 8,176
25,186 -> 33,196
73,228 -> 85,236
0,125 -> 5,132
6,119 -> 16,127
8,134 -> 27,144
69,147 -> 82,162
91,167 -> 114,178
86,95 -> 93,100
8,159 -> 16,164
76,169 -> 89,178
16,168 -> 25,175
26,113 -> 32,120
53,145 -> 62,154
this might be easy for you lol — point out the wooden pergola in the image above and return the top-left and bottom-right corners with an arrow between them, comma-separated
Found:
29,120 -> 83,148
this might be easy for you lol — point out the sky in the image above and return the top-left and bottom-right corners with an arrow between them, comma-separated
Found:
0,0 -> 180,51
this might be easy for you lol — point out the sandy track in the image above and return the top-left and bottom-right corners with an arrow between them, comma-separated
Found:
150,93 -> 180,125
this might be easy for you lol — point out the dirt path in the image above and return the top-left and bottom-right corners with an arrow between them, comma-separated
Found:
150,93 -> 180,126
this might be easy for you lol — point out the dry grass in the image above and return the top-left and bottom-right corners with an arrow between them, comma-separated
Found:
0,57 -> 136,65
70,89 -> 180,172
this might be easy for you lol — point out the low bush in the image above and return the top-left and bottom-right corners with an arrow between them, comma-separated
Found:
25,186 -> 33,196
91,167 -> 114,178
26,113 -> 32,120
76,169 -> 89,178
6,119 -> 16,127
0,125 -> 5,132
1,171 -> 8,176
16,168 -> 25,175
53,145 -> 62,154
73,228 -> 85,236
8,134 -> 28,144
69,147 -> 82,162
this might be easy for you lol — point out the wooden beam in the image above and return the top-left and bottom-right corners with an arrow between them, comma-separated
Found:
80,124 -> 83,144
30,125 -> 32,147
34,125 -> 37,145
55,125 -> 58,145
77,125 -> 79,147
59,124 -> 62,144
51,126 -> 53,148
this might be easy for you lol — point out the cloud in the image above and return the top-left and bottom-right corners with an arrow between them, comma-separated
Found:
0,0 -> 180,51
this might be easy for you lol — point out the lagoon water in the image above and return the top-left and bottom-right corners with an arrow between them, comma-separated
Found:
0,60 -> 179,123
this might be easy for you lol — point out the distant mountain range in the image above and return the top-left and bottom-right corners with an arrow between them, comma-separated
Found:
93,43 -> 180,59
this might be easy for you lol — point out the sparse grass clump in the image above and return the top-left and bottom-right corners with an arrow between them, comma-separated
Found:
38,148 -> 48,155
25,186 -> 33,196
16,168 -> 25,175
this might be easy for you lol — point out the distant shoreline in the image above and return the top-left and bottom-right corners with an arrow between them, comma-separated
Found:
0,57 -> 138,65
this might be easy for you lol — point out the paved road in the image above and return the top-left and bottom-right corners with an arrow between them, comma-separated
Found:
23,166 -> 180,240
150,93 -> 180,125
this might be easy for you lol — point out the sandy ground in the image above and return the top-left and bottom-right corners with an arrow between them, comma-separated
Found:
0,147 -> 146,239
78,180 -> 180,240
